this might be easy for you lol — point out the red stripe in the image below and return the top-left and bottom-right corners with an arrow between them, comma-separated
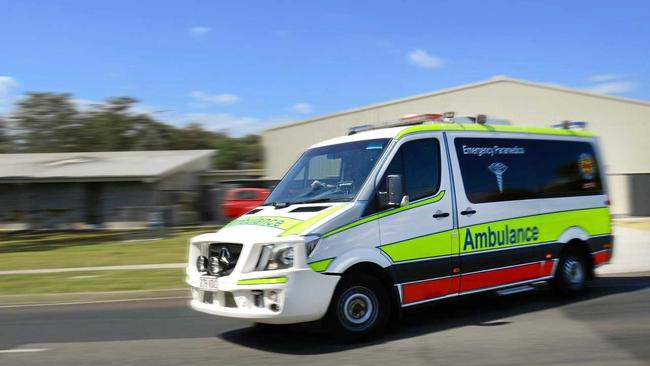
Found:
593,250 -> 611,265
460,260 -> 555,292
401,260 -> 556,305
402,277 -> 456,304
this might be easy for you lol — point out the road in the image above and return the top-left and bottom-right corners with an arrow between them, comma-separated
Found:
1,273 -> 649,366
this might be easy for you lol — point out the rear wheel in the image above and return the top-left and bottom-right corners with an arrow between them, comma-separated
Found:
324,273 -> 391,342
553,247 -> 588,296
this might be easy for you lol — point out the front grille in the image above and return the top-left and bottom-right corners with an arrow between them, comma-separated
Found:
207,243 -> 243,276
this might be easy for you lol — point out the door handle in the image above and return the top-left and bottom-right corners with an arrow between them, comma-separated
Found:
460,209 -> 477,215
432,211 -> 450,218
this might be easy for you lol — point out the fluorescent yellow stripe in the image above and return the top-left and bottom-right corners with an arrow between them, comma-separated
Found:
226,216 -> 302,230
374,207 -> 610,262
460,207 -> 610,254
280,204 -> 349,237
379,230 -> 456,262
322,190 -> 446,238
237,277 -> 288,285
308,258 -> 334,272
396,123 -> 594,140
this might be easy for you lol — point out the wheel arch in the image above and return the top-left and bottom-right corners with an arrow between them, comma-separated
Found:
556,227 -> 595,279
327,248 -> 401,320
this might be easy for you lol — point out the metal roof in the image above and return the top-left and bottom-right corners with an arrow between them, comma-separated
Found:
0,150 -> 215,183
264,76 -> 650,132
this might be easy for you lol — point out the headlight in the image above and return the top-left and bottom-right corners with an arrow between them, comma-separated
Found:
255,243 -> 295,271
196,256 -> 208,273
208,256 -> 221,275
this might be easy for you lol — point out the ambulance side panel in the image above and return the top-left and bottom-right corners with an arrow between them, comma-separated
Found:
447,132 -> 612,295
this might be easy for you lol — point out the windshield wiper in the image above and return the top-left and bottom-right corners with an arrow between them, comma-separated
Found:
292,198 -> 337,204
268,197 -> 344,208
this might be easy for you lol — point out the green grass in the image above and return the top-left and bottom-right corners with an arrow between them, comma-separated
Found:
0,269 -> 185,295
0,227 -> 214,271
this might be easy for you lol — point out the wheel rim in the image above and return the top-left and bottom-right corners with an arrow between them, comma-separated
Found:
563,257 -> 585,289
338,286 -> 378,331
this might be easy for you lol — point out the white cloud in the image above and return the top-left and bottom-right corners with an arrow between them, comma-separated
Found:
189,26 -> 211,38
583,74 -> 637,95
0,76 -> 18,114
290,103 -> 313,114
189,91 -> 240,105
182,112 -> 260,136
586,74 -> 626,83
0,76 -> 18,98
407,49 -> 444,69
73,98 -> 103,110
586,81 -> 637,95
171,113 -> 296,136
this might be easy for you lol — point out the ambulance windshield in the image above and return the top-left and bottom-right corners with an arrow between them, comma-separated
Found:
264,139 -> 390,206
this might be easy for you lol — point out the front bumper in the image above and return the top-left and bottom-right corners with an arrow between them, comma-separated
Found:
187,268 -> 339,324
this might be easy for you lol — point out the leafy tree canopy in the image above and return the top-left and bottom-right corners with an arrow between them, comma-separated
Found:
4,92 -> 262,169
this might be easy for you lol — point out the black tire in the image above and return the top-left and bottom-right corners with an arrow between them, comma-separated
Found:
553,247 -> 589,296
324,273 -> 391,342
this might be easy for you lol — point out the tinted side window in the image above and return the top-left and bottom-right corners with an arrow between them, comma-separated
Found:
455,137 -> 603,203
536,140 -> 603,197
402,139 -> 441,200
376,138 -> 441,202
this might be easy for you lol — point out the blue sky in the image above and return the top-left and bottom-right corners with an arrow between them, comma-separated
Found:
1,0 -> 648,135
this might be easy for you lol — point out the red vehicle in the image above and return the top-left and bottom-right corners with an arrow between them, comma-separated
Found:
223,188 -> 270,218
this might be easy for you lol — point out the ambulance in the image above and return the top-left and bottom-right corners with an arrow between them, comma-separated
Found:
186,113 -> 613,339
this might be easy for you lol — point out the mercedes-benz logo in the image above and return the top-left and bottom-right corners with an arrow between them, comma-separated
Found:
218,247 -> 231,267
208,246 -> 233,275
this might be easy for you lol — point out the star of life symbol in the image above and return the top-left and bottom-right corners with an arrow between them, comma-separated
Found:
488,162 -> 508,193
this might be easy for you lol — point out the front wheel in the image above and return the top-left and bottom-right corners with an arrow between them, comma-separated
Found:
553,247 -> 588,296
324,273 -> 391,342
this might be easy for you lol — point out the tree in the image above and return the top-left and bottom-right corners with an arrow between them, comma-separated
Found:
212,134 -> 263,170
80,97 -> 143,151
6,91 -> 264,170
12,93 -> 83,152
0,116 -> 11,153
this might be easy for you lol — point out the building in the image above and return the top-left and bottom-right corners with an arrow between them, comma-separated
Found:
262,77 -> 650,216
0,150 -> 215,230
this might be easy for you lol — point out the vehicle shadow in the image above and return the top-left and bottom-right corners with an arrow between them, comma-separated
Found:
219,275 -> 650,355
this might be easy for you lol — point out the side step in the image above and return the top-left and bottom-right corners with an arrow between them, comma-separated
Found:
496,285 -> 535,296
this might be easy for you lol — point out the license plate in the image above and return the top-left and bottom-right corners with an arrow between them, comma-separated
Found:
199,276 -> 219,291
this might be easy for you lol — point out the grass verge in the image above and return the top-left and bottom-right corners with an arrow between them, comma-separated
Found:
0,269 -> 186,295
0,227 -> 213,271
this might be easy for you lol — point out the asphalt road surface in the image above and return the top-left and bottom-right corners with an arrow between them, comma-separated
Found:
1,273 -> 649,366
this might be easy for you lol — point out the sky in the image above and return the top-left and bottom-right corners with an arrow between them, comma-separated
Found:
0,0 -> 649,135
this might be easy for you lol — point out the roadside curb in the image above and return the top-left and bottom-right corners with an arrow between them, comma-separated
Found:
0,288 -> 190,307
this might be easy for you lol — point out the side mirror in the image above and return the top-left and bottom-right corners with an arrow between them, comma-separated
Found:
387,174 -> 406,207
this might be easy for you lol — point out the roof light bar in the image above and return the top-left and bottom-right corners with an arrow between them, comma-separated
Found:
552,120 -> 588,130
346,112 -> 509,135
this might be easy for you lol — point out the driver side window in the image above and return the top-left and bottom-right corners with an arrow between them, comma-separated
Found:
367,138 -> 441,214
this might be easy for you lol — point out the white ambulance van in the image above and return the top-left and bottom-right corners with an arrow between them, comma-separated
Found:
186,114 -> 613,339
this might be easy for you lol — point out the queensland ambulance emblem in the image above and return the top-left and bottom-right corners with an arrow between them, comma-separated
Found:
488,162 -> 508,193
578,153 -> 595,180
